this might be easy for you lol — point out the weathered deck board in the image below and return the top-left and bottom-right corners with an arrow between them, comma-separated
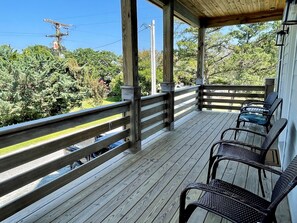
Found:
3,111 -> 291,223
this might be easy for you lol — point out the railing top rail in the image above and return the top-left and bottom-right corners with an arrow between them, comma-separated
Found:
175,86 -> 199,93
175,86 -> 199,96
0,101 -> 131,137
202,85 -> 265,91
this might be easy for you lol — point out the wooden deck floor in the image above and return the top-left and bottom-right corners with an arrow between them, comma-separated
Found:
4,111 -> 291,223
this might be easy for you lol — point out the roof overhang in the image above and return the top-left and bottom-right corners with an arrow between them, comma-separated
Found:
148,0 -> 285,27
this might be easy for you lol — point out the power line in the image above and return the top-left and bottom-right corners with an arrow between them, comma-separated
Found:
93,39 -> 122,50
74,21 -> 121,26
93,26 -> 149,50
0,31 -> 46,36
54,7 -> 147,20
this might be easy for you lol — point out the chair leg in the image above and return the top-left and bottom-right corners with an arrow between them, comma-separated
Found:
182,204 -> 199,223
235,121 -> 241,139
211,159 -> 220,180
263,169 -> 267,178
258,168 -> 265,197
266,124 -> 269,133
207,156 -> 216,184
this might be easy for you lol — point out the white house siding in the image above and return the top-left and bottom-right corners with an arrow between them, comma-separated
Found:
278,25 -> 297,223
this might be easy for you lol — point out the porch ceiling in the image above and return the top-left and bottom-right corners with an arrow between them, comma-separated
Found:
148,0 -> 285,27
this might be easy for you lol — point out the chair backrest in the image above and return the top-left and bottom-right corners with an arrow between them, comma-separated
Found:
260,118 -> 287,158
264,92 -> 278,109
267,98 -> 282,116
268,155 -> 297,210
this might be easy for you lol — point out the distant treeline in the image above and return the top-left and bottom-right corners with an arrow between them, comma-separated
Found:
0,22 -> 279,126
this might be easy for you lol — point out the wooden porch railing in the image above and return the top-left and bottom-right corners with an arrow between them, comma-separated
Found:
0,89 -> 193,220
141,93 -> 167,139
0,102 -> 131,220
0,81 -> 272,220
199,85 -> 266,111
174,86 -> 198,121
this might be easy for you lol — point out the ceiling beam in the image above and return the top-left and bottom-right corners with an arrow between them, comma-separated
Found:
148,0 -> 200,27
203,9 -> 283,28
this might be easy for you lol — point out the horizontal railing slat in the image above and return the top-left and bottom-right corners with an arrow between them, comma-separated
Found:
141,113 -> 166,130
174,100 -> 196,114
174,86 -> 198,96
141,93 -> 167,107
0,102 -> 130,149
0,130 -> 130,197
0,116 -> 130,172
175,107 -> 196,121
203,92 -> 264,98
203,104 -> 241,110
175,94 -> 196,106
141,123 -> 166,140
203,98 -> 247,104
202,85 -> 265,91
0,141 -> 130,221
141,104 -> 166,119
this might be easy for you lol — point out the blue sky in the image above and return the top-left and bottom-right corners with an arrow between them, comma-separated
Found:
0,0 -> 168,55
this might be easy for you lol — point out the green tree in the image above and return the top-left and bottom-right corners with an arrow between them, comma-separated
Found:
175,22 -> 279,85
109,73 -> 124,99
222,22 -> 278,85
66,48 -> 122,102
67,48 -> 122,81
138,50 -> 162,95
175,26 -> 232,84
0,45 -> 83,126
109,50 -> 163,97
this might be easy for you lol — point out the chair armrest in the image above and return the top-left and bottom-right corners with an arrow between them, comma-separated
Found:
241,99 -> 263,107
241,106 -> 269,113
221,128 -> 266,140
180,182 -> 269,214
239,109 -> 270,117
216,157 -> 282,176
242,106 -> 269,112
247,101 -> 265,106
209,140 -> 262,157
219,140 -> 263,151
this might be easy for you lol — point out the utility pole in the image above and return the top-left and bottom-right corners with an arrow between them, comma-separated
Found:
149,20 -> 156,95
44,19 -> 71,56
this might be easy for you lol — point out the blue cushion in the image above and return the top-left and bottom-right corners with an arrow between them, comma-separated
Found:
239,113 -> 267,125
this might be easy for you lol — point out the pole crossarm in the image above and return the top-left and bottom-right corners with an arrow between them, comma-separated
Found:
44,18 -> 72,54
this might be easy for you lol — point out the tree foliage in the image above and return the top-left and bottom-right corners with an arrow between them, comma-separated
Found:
0,21 -> 280,126
0,45 -> 83,126
174,21 -> 279,85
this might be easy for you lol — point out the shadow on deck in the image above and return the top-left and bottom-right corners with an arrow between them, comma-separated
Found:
3,111 -> 291,223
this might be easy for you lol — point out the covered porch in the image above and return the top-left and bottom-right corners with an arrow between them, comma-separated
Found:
1,0 -> 295,222
2,111 -> 290,223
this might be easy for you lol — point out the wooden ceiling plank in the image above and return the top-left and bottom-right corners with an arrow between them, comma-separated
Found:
274,0 -> 285,10
230,0 -> 244,15
210,0 -> 227,16
217,0 -> 232,16
186,0 -> 209,17
148,0 -> 285,27
175,0 -> 200,27
204,9 -> 283,28
180,0 -> 207,17
199,0 -> 221,17
191,0 -> 213,17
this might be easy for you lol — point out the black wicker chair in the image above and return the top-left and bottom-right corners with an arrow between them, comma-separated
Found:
207,118 -> 287,197
241,91 -> 278,113
236,98 -> 282,133
180,155 -> 297,223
